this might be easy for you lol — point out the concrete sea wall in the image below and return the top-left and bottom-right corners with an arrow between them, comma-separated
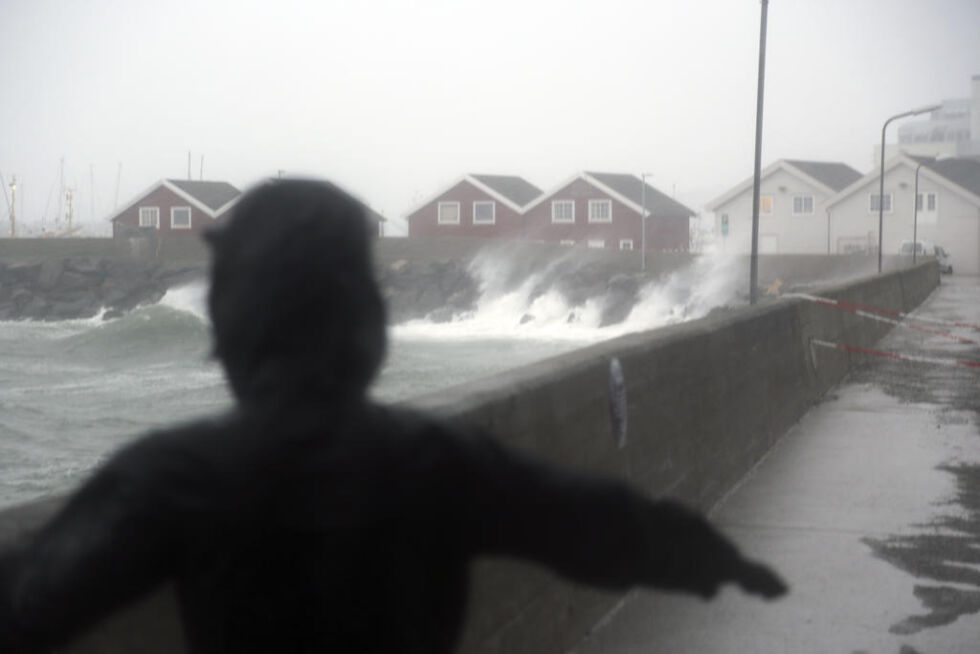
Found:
0,256 -> 940,652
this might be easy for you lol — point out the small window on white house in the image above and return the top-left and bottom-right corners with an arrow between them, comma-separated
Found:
619,239 -> 634,250
559,239 -> 576,246
915,192 -> 938,224
588,199 -> 612,223
760,195 -> 774,215
869,194 -> 892,212
139,206 -> 159,228
720,214 -> 730,236
915,192 -> 937,212
171,206 -> 192,229
438,202 -> 460,225
473,201 -> 495,225
792,195 -> 814,215
587,239 -> 605,249
551,200 -> 575,223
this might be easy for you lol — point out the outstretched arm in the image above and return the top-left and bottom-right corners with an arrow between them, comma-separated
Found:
458,432 -> 786,600
0,466 -> 178,653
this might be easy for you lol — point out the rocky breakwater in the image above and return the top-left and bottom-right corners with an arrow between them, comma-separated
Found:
0,258 -> 205,321
377,256 -> 646,327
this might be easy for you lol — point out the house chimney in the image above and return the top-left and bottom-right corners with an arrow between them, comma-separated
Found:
187,151 -> 192,180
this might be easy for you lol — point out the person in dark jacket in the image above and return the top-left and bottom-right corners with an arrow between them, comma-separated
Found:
0,179 -> 786,653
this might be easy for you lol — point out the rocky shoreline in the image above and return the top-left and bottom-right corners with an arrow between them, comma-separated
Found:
0,255 -> 648,326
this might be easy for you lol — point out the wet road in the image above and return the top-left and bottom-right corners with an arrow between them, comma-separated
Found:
573,275 -> 980,654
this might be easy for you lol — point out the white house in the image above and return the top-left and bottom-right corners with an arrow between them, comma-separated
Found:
707,159 -> 862,254
826,153 -> 980,275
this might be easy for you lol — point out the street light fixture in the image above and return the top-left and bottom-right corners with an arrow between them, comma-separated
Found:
876,104 -> 941,273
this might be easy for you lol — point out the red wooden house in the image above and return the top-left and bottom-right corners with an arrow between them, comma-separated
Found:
405,174 -> 543,239
521,172 -> 695,251
109,179 -> 241,239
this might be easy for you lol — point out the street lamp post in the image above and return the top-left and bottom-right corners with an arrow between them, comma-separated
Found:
640,173 -> 651,271
749,0 -> 769,305
877,104 -> 941,273
912,160 -> 923,265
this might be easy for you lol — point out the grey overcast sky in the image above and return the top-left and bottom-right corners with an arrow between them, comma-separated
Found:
1,0 -> 978,235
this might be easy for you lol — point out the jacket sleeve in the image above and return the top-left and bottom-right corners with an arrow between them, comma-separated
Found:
0,444 -> 190,653
455,430 -> 785,599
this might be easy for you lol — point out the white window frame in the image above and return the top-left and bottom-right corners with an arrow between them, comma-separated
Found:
437,201 -> 460,225
138,206 -> 159,228
792,194 -> 814,215
559,239 -> 575,246
869,193 -> 893,213
587,239 -> 605,249
551,200 -> 575,224
619,239 -> 634,250
170,206 -> 192,229
760,195 -> 774,215
472,201 -> 495,225
588,199 -> 612,223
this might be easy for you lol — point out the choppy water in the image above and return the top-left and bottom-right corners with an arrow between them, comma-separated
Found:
0,250 -> 746,508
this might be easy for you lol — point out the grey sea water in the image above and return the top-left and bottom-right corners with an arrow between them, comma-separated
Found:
0,251 -> 745,509
0,284 -> 585,508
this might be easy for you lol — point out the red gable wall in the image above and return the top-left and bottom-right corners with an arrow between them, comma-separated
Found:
406,180 -> 523,239
112,185 -> 219,238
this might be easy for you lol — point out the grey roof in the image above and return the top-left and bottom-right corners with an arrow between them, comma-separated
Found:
912,156 -> 980,199
470,174 -> 543,207
585,172 -> 695,217
168,180 -> 241,211
783,160 -> 862,192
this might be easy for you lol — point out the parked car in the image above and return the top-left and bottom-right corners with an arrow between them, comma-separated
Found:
899,240 -> 953,274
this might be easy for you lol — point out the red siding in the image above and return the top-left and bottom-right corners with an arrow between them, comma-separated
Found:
112,185 -> 219,238
522,178 -> 688,251
406,180 -> 523,239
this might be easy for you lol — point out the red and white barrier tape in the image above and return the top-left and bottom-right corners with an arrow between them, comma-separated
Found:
787,293 -> 980,345
810,338 -> 980,369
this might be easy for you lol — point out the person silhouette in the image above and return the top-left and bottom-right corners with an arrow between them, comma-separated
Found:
0,179 -> 786,653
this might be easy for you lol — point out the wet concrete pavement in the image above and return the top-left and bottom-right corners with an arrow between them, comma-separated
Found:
573,275 -> 980,654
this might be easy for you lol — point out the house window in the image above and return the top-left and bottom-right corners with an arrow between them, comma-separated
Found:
551,200 -> 574,223
138,206 -> 159,228
438,202 -> 460,225
171,206 -> 192,229
792,195 -> 814,215
588,199 -> 612,223
869,194 -> 892,212
720,214 -> 729,237
587,239 -> 605,249
473,201 -> 495,225
915,192 -> 938,224
915,192 -> 937,212
619,239 -> 634,250
760,195 -> 774,215
559,239 -> 575,246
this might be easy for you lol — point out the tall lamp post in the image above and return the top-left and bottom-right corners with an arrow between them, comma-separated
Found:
640,173 -> 652,271
912,160 -> 923,265
876,104 -> 940,273
749,0 -> 769,305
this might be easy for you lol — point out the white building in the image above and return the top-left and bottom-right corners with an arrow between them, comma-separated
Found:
707,159 -> 862,254
826,153 -> 980,275
875,74 -> 980,162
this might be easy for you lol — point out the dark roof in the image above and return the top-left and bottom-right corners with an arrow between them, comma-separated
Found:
585,172 -> 695,217
167,180 -> 241,211
912,156 -> 980,199
783,160 -> 862,191
470,174 -> 543,207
